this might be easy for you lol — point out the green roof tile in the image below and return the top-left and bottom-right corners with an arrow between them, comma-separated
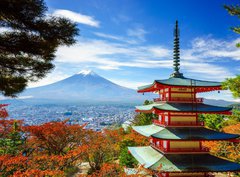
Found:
138,77 -> 221,91
132,124 -> 165,137
133,124 -> 239,140
152,127 -> 240,140
136,102 -> 232,113
129,146 -> 240,172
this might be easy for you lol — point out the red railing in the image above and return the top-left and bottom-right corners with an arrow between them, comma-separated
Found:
151,143 -> 209,153
153,119 -> 204,127
153,97 -> 203,103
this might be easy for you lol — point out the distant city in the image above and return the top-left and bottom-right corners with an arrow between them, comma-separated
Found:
7,104 -> 136,131
2,70 -> 237,131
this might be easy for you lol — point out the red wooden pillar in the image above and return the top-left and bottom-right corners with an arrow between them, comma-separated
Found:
169,87 -> 171,101
168,112 -> 170,126
167,140 -> 170,151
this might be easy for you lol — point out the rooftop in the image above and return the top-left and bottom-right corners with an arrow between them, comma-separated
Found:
128,146 -> 240,172
135,102 -> 232,114
138,77 -> 222,93
132,124 -> 239,140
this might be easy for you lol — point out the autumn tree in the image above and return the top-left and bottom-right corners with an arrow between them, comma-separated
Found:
0,151 -> 86,176
0,0 -> 79,97
204,123 -> 240,165
24,120 -> 87,155
83,130 -> 116,174
0,119 -> 88,176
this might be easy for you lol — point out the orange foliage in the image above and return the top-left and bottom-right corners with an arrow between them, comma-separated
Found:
24,120 -> 87,155
0,115 -> 152,176
124,129 -> 148,146
0,104 -> 23,139
0,147 -> 87,176
223,123 -> 240,134
82,130 -> 116,172
203,123 -> 240,163
0,104 -> 9,118
0,118 -> 23,138
78,163 -> 154,177
85,163 -> 125,177
13,169 -> 65,177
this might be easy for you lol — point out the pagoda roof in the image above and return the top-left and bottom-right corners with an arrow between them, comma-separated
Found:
136,102 -> 232,114
128,146 -> 240,172
132,124 -> 239,140
138,77 -> 222,93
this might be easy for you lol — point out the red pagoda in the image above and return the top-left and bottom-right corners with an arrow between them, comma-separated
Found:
128,21 -> 240,177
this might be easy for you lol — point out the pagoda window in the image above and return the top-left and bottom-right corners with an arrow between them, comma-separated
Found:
163,140 -> 168,149
164,115 -> 169,124
158,115 -> 162,121
166,93 -> 169,98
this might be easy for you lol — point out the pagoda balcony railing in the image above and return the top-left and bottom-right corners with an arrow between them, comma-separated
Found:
153,97 -> 204,103
151,144 -> 209,153
153,119 -> 204,127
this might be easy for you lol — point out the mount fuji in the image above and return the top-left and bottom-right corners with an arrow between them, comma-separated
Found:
19,70 -> 152,104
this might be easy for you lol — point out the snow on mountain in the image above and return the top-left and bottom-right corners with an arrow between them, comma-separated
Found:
77,70 -> 96,76
20,71 -> 152,103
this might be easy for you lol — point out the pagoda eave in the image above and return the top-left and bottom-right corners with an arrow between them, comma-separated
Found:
132,124 -> 240,140
128,146 -> 240,172
138,82 -> 222,93
135,108 -> 232,115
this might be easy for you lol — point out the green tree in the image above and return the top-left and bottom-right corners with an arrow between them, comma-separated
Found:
222,75 -> 240,98
224,3 -> 240,47
199,114 -> 225,131
119,139 -> 138,168
133,113 -> 154,126
133,100 -> 155,126
0,0 -> 79,97
0,121 -> 25,155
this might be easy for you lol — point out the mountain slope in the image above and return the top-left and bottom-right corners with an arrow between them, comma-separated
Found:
21,70 -> 151,103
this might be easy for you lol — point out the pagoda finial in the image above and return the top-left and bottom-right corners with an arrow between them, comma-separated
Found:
171,20 -> 184,78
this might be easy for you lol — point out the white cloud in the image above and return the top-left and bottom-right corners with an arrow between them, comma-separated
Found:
148,46 -> 171,58
54,36 -> 237,81
127,27 -> 147,41
108,79 -> 150,89
55,38 -> 172,70
24,34 -> 238,89
182,61 -> 233,80
53,9 -> 100,27
93,32 -> 138,44
183,37 -> 240,61
94,32 -> 124,41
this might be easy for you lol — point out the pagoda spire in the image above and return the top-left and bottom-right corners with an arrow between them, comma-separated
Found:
171,20 -> 184,78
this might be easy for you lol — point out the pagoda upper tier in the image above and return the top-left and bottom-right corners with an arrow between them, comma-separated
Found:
138,77 -> 222,93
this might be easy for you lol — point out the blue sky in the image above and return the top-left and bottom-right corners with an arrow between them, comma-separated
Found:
30,0 -> 240,101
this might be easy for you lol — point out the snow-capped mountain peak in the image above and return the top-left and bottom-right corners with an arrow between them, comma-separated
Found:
77,69 -> 96,76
